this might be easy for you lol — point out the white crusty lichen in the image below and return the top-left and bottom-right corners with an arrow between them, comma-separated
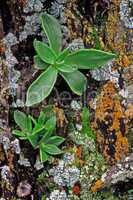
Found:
0,165 -> 10,182
19,13 -> 41,41
49,153 -> 80,187
0,136 -> 20,155
20,0 -> 48,41
23,0 -> 45,13
2,33 -> 20,96
120,0 -> 133,29
49,1 -> 61,18
2,32 -> 18,47
46,189 -> 68,200
90,60 -> 119,84
1,136 -> 10,153
11,139 -> 21,154
18,153 -> 31,167
68,38 -> 85,52
70,100 -> 81,111
48,0 -> 67,19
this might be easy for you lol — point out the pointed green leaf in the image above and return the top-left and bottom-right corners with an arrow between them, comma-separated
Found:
28,125 -> 46,148
56,63 -> 78,73
38,111 -> 46,125
27,116 -> 32,132
82,107 -> 90,126
12,130 -> 27,139
29,115 -> 42,132
28,115 -> 37,126
33,123 -> 42,132
26,66 -> 58,106
43,105 -> 55,120
44,116 -> 56,132
57,48 -> 70,62
33,40 -> 56,64
14,111 -> 29,131
45,136 -> 65,146
87,128 -> 96,140
34,55 -> 49,70
60,70 -> 87,95
64,49 -> 116,69
40,145 -> 48,162
43,144 -> 63,155
41,13 -> 62,54
39,130 -> 53,145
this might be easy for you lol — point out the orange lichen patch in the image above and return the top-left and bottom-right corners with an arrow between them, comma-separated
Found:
90,180 -> 104,192
115,133 -> 128,161
96,132 -> 104,145
76,146 -> 82,159
105,0 -> 131,69
116,55 -> 130,67
74,146 -> 85,167
121,55 -> 130,67
93,81 -> 129,164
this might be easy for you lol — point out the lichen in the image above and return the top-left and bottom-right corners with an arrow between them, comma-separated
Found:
91,153 -> 133,192
23,0 -> 45,13
49,155 -> 80,187
92,81 -> 129,164
46,189 -> 68,200
19,13 -> 41,41
90,60 -> 119,83
2,33 -> 20,97
120,0 -> 133,29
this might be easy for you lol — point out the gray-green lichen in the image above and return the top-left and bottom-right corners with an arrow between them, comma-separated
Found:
46,190 -> 68,200
49,158 -> 80,187
2,33 -> 20,96
23,0 -> 45,13
0,135 -> 20,155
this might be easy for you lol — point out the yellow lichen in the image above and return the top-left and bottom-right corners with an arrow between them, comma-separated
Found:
93,81 -> 128,164
90,180 -> 104,192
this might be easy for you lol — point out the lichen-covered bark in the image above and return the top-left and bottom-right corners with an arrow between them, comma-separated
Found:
0,0 -> 133,198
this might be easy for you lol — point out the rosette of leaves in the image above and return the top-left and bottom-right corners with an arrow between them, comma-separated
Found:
26,13 -> 116,106
13,110 -> 65,162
